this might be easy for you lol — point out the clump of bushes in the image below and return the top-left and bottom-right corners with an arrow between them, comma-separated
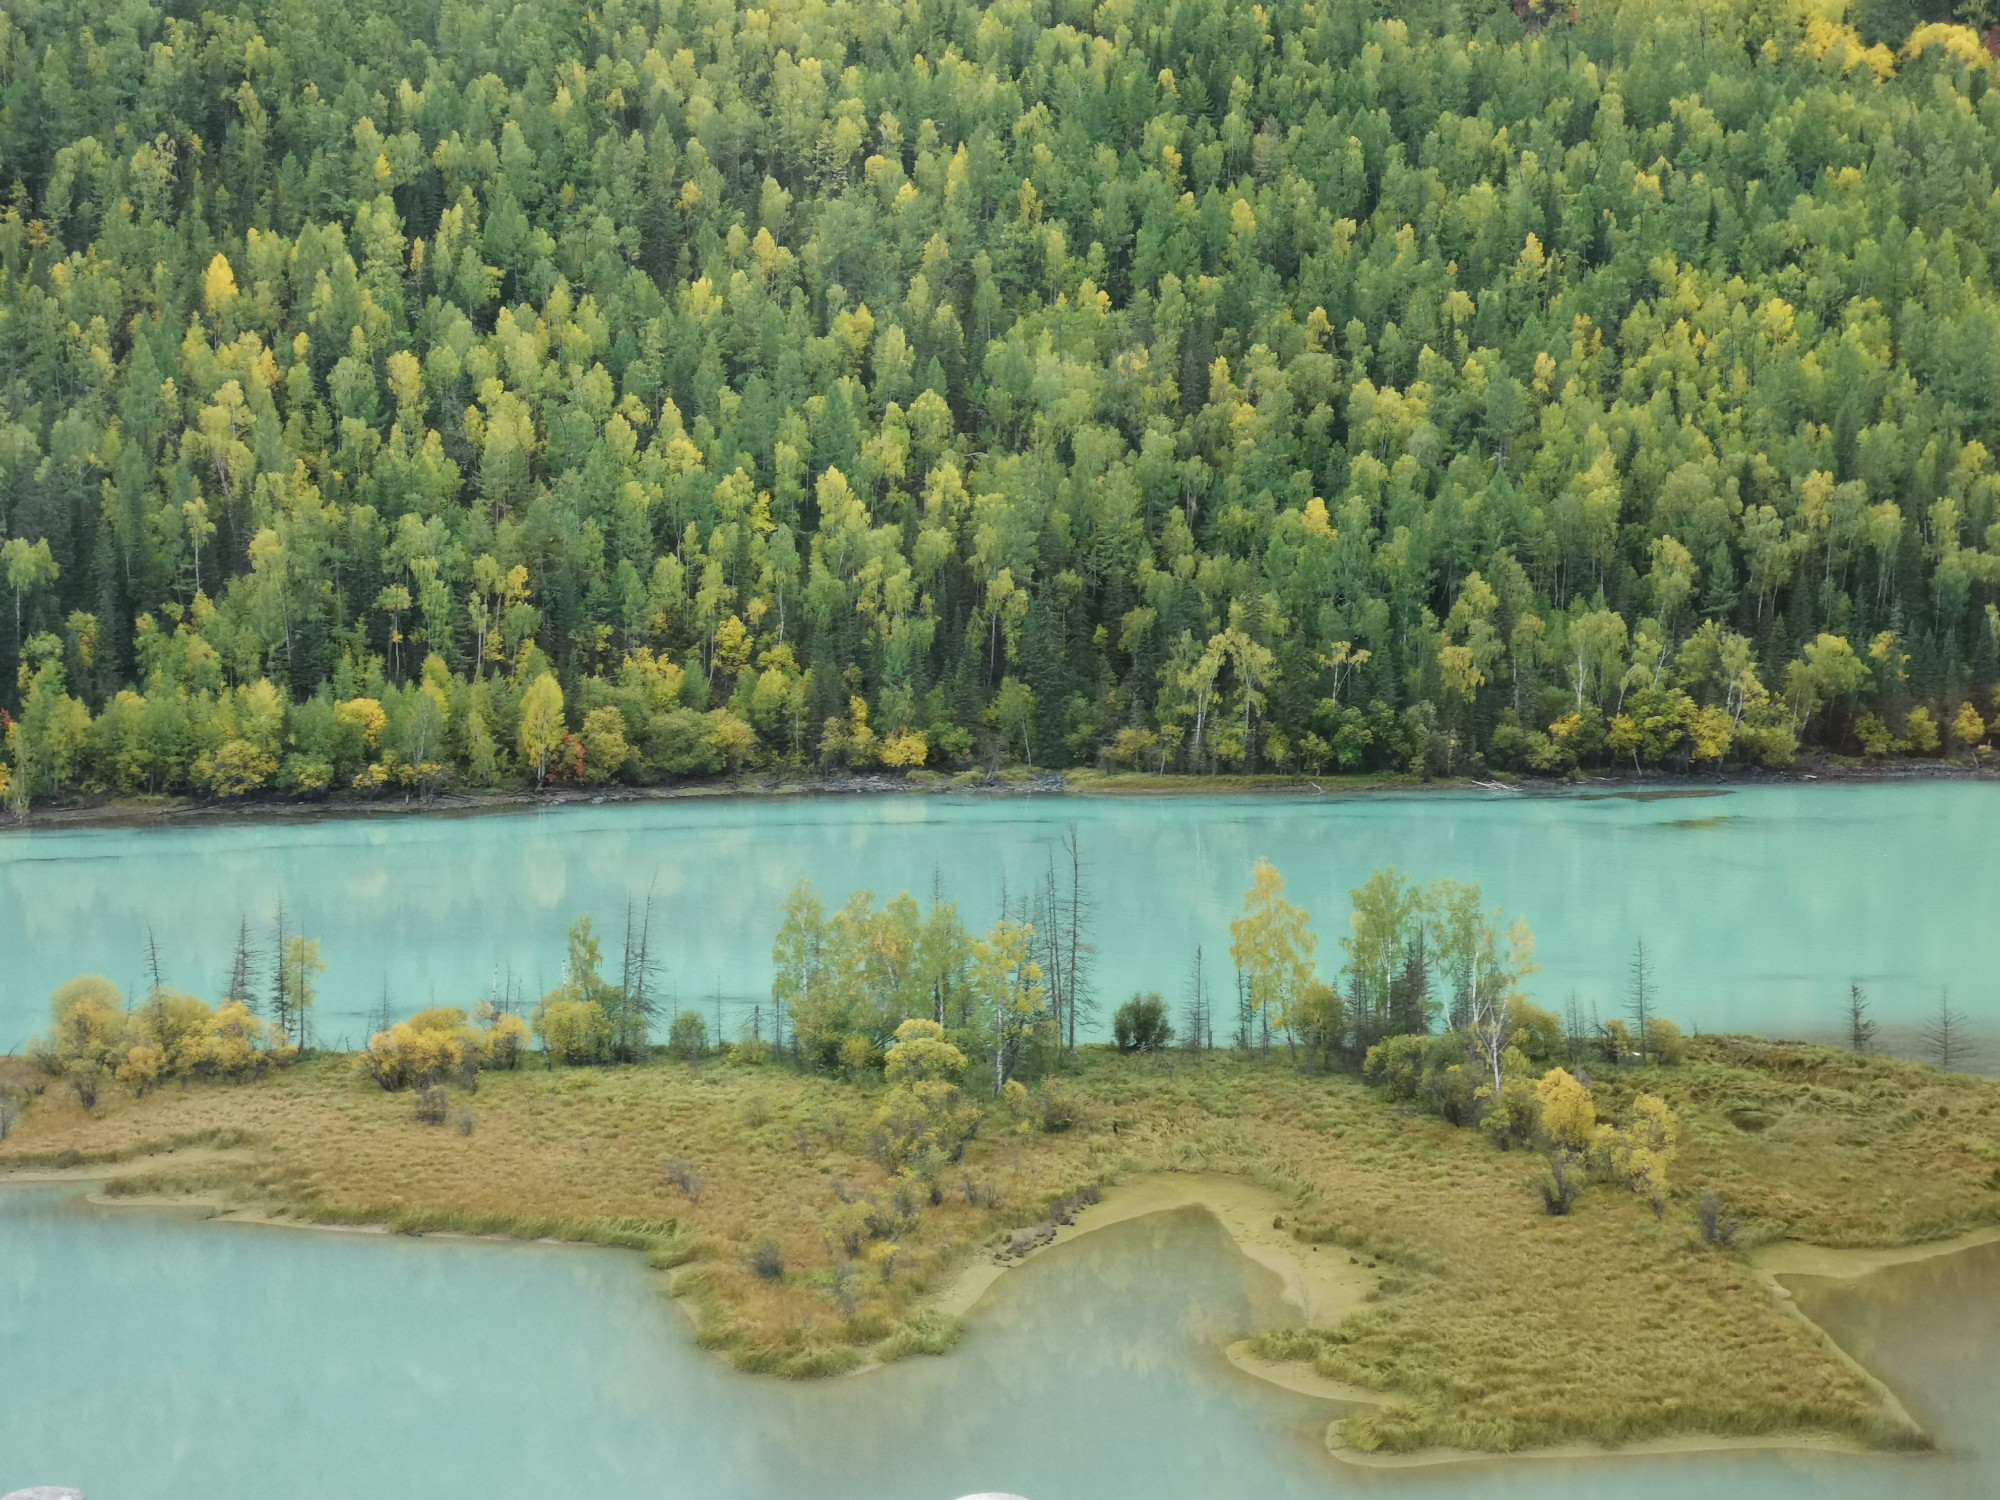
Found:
355,1005 -> 529,1091
28,975 -> 294,1106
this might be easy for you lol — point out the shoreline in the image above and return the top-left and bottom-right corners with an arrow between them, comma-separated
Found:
0,1153 -> 1987,1472
924,1170 -> 1382,1328
1,760 -> 1986,836
1321,1425 -> 1879,1470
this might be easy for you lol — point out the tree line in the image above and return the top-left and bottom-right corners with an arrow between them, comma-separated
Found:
6,0 -> 2000,808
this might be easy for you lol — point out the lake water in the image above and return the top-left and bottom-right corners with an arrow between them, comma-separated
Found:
2,1186 -> 1993,1500
1,782 -> 1993,1053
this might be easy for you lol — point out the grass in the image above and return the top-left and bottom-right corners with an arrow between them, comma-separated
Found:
3,1037 -> 1996,1452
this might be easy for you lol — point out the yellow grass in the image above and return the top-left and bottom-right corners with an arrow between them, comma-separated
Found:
2,1037 -> 1995,1450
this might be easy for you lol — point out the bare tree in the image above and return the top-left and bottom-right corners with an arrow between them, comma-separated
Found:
1182,945 -> 1211,1052
144,928 -> 166,997
1846,982 -> 1877,1055
1562,991 -> 1594,1065
1922,990 -> 1977,1073
614,887 -> 661,1061
1061,824 -> 1097,1051
1627,939 -> 1654,1064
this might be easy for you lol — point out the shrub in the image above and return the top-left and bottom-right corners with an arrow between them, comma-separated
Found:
1538,1150 -> 1580,1216
357,1018 -> 469,1091
1509,1001 -> 1567,1067
883,1018 -> 967,1083
838,1032 -> 880,1074
869,1079 -> 980,1170
749,1241 -> 785,1281
1641,1016 -> 1687,1065
137,989 -> 211,1060
1422,1060 -> 1480,1126
1035,1079 -> 1088,1133
1361,1034 -> 1429,1098
538,998 -> 612,1064
1532,1068 -> 1597,1152
115,1042 -> 165,1097
661,1157 -> 704,1203
175,1001 -> 275,1080
480,1013 -> 530,1069
667,1010 -> 708,1062
1479,1072 -> 1539,1149
1596,1018 -> 1634,1064
1695,1190 -> 1739,1247
66,1059 -> 105,1109
413,1085 -> 448,1125
1595,1092 -> 1683,1215
1112,992 -> 1175,1052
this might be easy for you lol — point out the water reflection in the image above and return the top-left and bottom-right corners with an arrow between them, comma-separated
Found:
3,783 -> 1996,1051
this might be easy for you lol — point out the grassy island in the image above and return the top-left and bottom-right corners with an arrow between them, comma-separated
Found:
5,1032 -> 1996,1458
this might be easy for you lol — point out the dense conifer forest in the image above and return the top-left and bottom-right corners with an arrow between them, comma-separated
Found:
4,0 -> 2000,807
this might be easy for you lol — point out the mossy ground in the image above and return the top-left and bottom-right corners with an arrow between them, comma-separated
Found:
3,1037 -> 1995,1450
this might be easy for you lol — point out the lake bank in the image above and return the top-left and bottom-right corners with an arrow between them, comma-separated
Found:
1,758 -> 1987,835
0,1137 -> 1979,1482
4,1038 -> 1997,1457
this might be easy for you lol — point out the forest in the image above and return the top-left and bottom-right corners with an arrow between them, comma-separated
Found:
6,0 -> 2000,810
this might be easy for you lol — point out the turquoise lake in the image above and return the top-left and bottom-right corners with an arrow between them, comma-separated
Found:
1,782 -> 1992,1052
2,1185 -> 1993,1499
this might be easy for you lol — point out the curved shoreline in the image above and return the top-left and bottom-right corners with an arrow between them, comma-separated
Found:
2,1154 -> 1988,1473
925,1171 -> 1381,1328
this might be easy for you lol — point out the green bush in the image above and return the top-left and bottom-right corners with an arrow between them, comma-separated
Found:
1112,993 -> 1174,1052
668,1010 -> 709,1062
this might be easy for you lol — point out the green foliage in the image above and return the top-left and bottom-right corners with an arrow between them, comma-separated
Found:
773,881 -> 972,1068
2,0 -> 1997,807
667,1010 -> 709,1062
1111,993 -> 1174,1052
1642,1016 -> 1689,1066
538,999 -> 613,1065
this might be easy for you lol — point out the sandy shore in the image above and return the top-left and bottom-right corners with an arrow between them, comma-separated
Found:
1322,1426 -> 1876,1469
1751,1224 -> 2000,1281
1746,1225 -> 2000,1438
925,1170 -> 1381,1328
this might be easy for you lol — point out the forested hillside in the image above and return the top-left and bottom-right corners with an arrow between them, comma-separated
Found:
4,0 -> 2000,808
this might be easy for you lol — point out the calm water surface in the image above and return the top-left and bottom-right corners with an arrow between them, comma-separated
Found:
1,1188 -> 1992,1500
2,782 -> 1994,1050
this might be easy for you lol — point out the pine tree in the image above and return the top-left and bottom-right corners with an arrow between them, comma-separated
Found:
1922,990 -> 1976,1074
1845,983 -> 1878,1055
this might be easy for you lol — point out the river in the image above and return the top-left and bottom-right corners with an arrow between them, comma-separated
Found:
2,1185 -> 1993,1499
2,782 -> 1993,1052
